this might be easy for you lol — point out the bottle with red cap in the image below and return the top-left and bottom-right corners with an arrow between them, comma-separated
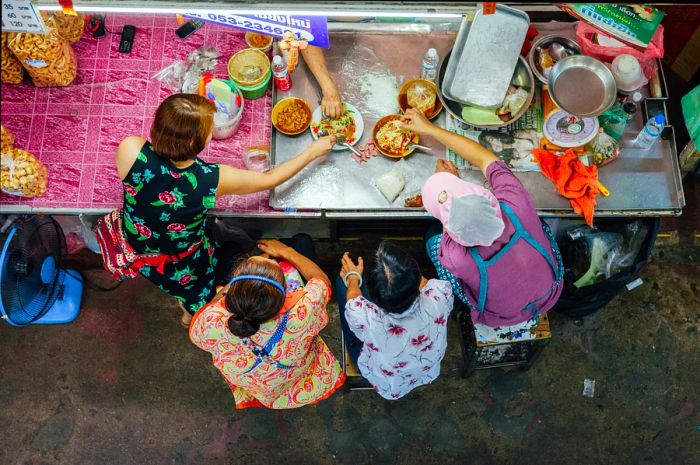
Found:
272,55 -> 292,91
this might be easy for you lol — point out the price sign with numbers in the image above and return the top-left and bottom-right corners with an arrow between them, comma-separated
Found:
1,0 -> 47,34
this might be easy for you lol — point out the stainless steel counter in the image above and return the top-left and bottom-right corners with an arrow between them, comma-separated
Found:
270,23 -> 685,218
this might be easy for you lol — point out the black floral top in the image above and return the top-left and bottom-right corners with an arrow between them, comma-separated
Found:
121,141 -> 220,314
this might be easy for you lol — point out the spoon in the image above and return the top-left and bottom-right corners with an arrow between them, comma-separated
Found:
405,142 -> 432,152
318,130 -> 364,158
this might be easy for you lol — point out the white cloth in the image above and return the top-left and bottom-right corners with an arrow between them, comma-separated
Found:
345,279 -> 454,400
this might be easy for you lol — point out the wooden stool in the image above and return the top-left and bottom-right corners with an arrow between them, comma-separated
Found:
458,312 -> 552,378
340,331 -> 373,391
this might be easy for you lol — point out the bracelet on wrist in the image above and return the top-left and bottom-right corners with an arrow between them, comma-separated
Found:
343,271 -> 363,288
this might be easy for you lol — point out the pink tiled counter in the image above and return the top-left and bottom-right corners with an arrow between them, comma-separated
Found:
0,14 -> 278,215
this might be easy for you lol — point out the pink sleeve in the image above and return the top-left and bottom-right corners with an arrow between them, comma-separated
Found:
486,160 -> 535,212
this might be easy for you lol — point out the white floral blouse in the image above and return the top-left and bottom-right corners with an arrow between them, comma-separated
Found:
345,279 -> 454,399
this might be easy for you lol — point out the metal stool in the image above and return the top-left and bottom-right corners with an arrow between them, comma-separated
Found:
340,331 -> 373,391
458,312 -> 552,378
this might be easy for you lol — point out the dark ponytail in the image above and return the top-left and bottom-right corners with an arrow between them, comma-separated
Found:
366,241 -> 421,314
225,257 -> 285,338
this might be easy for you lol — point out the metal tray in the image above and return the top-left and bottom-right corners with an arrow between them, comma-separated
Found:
442,5 -> 530,108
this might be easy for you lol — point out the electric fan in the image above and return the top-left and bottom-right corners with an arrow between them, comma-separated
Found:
0,215 -> 82,326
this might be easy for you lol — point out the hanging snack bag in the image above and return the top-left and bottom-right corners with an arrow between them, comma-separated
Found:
7,15 -> 77,87
1,147 -> 48,197
51,11 -> 85,44
1,125 -> 15,152
1,33 -> 24,84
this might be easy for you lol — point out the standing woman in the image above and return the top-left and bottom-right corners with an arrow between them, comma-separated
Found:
104,94 -> 335,327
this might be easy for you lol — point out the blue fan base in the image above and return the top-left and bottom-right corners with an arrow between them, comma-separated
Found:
33,269 -> 83,325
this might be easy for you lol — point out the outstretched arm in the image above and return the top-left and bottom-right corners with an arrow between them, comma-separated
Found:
217,136 -> 336,196
301,45 -> 343,118
400,109 -> 499,175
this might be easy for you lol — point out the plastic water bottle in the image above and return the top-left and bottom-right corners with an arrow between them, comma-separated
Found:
420,48 -> 439,82
633,114 -> 665,149
272,55 -> 292,91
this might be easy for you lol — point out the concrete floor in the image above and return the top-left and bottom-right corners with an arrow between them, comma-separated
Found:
2,177 -> 699,465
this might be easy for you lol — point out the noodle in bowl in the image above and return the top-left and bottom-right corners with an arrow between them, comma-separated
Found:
372,115 -> 419,158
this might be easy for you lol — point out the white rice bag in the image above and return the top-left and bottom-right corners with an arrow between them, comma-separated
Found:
374,163 -> 405,203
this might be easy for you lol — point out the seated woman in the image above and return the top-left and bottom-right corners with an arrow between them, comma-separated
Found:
335,242 -> 454,400
399,109 -> 563,338
189,234 -> 345,409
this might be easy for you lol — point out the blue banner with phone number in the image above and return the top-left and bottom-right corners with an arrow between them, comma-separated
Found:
185,12 -> 329,48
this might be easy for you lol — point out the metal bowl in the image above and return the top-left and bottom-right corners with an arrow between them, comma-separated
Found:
372,115 -> 419,159
528,35 -> 581,84
437,51 -> 535,129
548,55 -> 617,118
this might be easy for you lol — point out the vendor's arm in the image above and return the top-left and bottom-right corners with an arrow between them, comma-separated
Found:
257,239 -> 329,284
217,135 -> 336,196
400,109 -> 499,175
115,135 -> 147,180
301,46 -> 343,118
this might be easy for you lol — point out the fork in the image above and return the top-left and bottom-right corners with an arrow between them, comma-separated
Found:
318,130 -> 364,158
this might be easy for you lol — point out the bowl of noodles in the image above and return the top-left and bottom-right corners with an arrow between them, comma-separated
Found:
272,97 -> 312,136
398,78 -> 443,120
372,115 -> 419,158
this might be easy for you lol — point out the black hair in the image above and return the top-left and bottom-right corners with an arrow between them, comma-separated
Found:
225,257 -> 285,338
366,241 -> 422,314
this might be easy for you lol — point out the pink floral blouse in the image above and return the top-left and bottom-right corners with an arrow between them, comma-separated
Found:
345,279 -> 454,399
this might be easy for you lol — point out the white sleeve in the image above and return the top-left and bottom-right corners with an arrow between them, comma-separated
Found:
344,297 -> 374,340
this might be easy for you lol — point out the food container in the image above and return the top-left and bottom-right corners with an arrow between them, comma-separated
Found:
228,48 -> 271,88
245,32 -> 273,53
610,54 -> 646,94
548,55 -> 617,118
528,35 -> 581,84
271,97 -> 312,136
232,68 -> 272,100
398,78 -> 443,120
438,52 -> 535,129
441,5 -> 530,108
372,115 -> 419,159
243,146 -> 270,172
212,85 -> 244,140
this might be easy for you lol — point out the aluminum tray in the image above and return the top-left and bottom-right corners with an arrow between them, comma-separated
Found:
442,5 -> 529,108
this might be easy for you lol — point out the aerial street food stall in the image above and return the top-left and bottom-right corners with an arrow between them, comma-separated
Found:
0,2 -> 684,221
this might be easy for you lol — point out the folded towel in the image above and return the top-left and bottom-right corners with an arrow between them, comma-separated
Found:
533,148 -> 600,226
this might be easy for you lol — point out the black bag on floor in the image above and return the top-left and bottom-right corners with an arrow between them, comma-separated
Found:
553,217 -> 660,318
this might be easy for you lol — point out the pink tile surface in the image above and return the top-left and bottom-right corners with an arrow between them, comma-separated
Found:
0,14 -> 274,214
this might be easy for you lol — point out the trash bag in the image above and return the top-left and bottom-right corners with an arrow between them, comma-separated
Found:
554,217 -> 659,318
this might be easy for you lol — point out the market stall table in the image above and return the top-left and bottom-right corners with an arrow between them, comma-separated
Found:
1,18 -> 685,219
0,14 -> 278,216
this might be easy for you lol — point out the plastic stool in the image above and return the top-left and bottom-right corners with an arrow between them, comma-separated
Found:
458,312 -> 552,378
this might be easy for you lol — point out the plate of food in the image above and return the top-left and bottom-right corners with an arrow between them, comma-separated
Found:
310,102 -> 363,151
398,78 -> 443,120
372,115 -> 419,158
272,97 -> 312,136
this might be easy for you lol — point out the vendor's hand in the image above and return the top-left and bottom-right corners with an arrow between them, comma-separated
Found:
435,159 -> 459,176
307,135 -> 337,159
322,86 -> 343,119
340,252 -> 364,285
399,108 -> 434,136
257,239 -> 292,259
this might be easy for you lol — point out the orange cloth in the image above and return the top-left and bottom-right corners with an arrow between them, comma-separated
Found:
533,149 -> 600,226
